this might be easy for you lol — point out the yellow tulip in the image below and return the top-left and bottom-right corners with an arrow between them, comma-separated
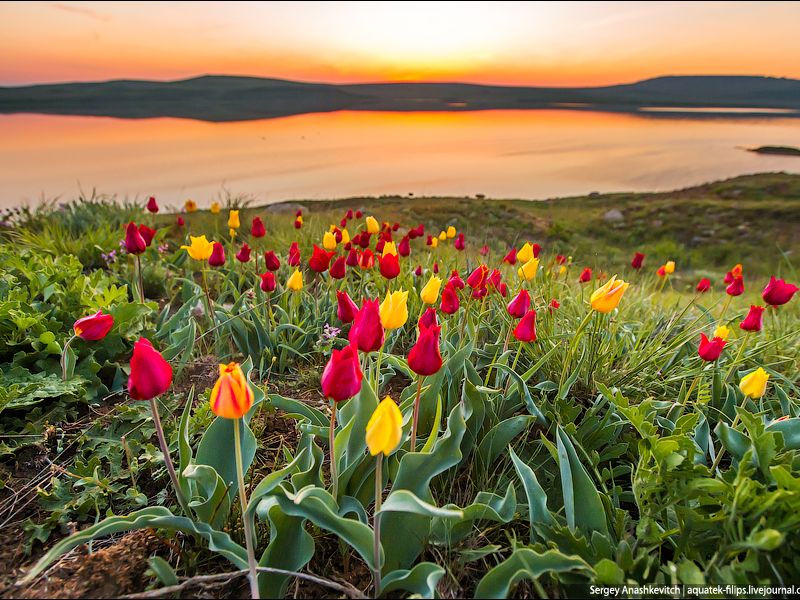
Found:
420,276 -> 442,305
296,215 -> 304,225
713,325 -> 730,341
664,260 -> 675,274
382,241 -> 397,257
558,265 -> 567,275
366,216 -> 379,234
379,290 -> 409,330
287,269 -> 303,292
209,362 -> 254,419
517,256 -> 539,281
446,226 -> 456,239
184,199 -> 197,213
366,396 -> 403,456
517,242 -> 533,263
229,228 -> 236,239
181,235 -> 214,261
341,228 -> 350,245
590,275 -> 630,313
739,367 -> 769,398
438,231 -> 447,241
210,202 -> 221,215
228,210 -> 240,229
323,231 -> 337,251
430,237 -> 439,248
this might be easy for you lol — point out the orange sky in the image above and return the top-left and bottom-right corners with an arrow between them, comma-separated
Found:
1,1 -> 799,86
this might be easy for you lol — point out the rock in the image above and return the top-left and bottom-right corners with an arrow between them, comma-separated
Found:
603,209 -> 625,223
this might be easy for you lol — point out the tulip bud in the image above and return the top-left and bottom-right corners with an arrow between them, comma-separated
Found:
287,242 -> 301,266
358,249 -> 375,269
739,367 -> 769,398
321,344 -> 363,402
579,267 -> 592,283
236,243 -> 251,263
631,252 -> 645,270
762,276 -> 798,306
590,275 -> 629,313
698,333 -> 726,361
418,307 -> 438,330
309,245 -> 334,273
379,253 -> 400,279
366,216 -> 380,234
264,250 -> 281,271
125,222 -> 147,255
208,242 -> 226,267
323,231 -> 337,251
440,283 -> 460,314
420,276 -> 442,305
696,278 -> 711,293
210,202 -> 221,215
227,210 -> 240,230
349,298 -> 385,352
210,362 -> 254,419
739,305 -> 764,332
379,290 -> 409,330
507,289 -> 531,318
336,291 -> 359,324
517,257 -> 539,281
73,311 -> 114,341
346,248 -> 359,267
408,323 -> 442,376
286,269 -> 303,291
726,276 -> 744,297
503,248 -> 517,265
398,236 -> 411,257
329,256 -> 347,279
366,396 -> 403,456
513,310 -> 537,342
251,217 -> 266,238
128,338 -> 173,400
467,265 -> 489,289
146,196 -> 159,213
260,272 -> 276,292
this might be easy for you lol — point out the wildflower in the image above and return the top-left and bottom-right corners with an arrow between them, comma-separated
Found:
146,196 -> 159,213
408,323 -> 442,376
503,248 -> 517,265
184,199 -> 197,213
631,252 -> 645,270
740,305 -> 765,332
513,310 -> 537,342
379,253 -> 400,279
441,283 -> 459,314
260,272 -> 276,292
323,231 -> 337,251
228,210 -> 240,230
739,367 -> 769,398
467,265 -> 489,289
321,344 -> 363,402
73,311 -> 114,341
124,222 -> 147,255
210,202 -> 221,215
336,291 -> 359,324
420,276 -> 442,305
579,267 -> 592,283
507,289 -> 530,318
762,276 -> 798,306
235,243 -> 251,263
181,235 -> 214,261
286,269 -> 303,291
251,217 -> 266,238
517,256 -> 539,281
726,276 -> 744,297
590,275 -> 629,313
309,245 -> 334,273
713,325 -> 730,340
418,307 -> 438,330
698,334 -> 726,361
696,278 -> 711,293
128,338 -> 172,400
329,256 -> 347,279
264,250 -> 281,271
349,298 -> 385,352
366,216 -> 380,234
208,242 -> 226,267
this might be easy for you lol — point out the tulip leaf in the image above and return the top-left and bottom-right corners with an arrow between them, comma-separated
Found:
196,415 -> 257,501
419,392 -> 443,454
267,393 -> 327,426
509,446 -> 556,541
556,425 -> 609,536
430,483 -> 517,544
20,507 -> 248,585
183,464 -> 231,530
477,415 -> 536,472
381,562 -> 446,599
473,548 -> 593,599
380,489 -> 464,519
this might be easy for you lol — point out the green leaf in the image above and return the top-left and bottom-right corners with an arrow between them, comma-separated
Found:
556,426 -> 609,537
474,549 -> 592,599
147,556 -> 179,587
509,446 -> 556,542
380,489 -> 464,519
381,562 -> 445,598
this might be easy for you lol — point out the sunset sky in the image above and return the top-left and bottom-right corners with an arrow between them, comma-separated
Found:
1,1 -> 799,87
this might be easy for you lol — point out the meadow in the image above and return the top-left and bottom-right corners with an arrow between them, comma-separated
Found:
1,172 -> 799,598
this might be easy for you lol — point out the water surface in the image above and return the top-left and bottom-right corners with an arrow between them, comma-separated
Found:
1,110 -> 799,209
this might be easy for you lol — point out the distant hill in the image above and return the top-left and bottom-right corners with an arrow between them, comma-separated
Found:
1,74 -> 799,122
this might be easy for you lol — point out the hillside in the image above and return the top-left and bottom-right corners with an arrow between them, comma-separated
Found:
1,74 -> 799,121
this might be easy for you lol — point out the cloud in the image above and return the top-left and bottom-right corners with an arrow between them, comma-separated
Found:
48,2 -> 111,22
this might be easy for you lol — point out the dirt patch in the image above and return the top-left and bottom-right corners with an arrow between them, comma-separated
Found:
9,529 -> 165,599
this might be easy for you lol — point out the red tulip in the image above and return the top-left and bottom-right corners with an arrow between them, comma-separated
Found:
471,285 -> 489,300
392,222 -> 400,232
441,283 -> 460,314
549,299 -> 560,311
146,196 -> 159,213
433,262 -> 439,274
128,338 -> 173,400
555,254 -> 566,265
418,307 -> 438,330
448,271 -> 465,290
355,210 -> 363,218
497,282 -> 508,297
379,253 -> 400,279
321,344 -> 363,402
488,268 -> 502,289
295,209 -> 303,217
467,264 -> 489,289
398,236 -> 411,257
336,291 -> 359,324
631,252 -> 645,270
264,250 -> 281,271
579,267 -> 592,283
480,244 -> 489,256
740,305 -> 765,332
408,323 -> 443,376
346,209 -> 354,220
426,235 -> 434,246
236,243 -> 251,263
503,248 -> 517,265
698,333 -> 726,361
124,222 -> 147,255
137,224 -> 156,247
356,232 -> 371,248
73,311 -> 114,341
358,249 -> 375,269
413,265 -> 423,277
375,239 -> 386,255
513,310 -> 537,342
762,276 -> 798,306
726,276 -> 744,297
348,298 -> 384,352
656,265 -> 667,278
339,217 -> 347,228
208,242 -> 226,267
696,278 -> 711,293
532,244 -> 541,259
346,248 -> 359,267
454,234 -> 465,251
251,217 -> 266,238
176,216 -> 185,227
309,245 -> 334,273
408,224 -> 424,239
294,217 -> 302,229
507,289 -> 530,318
260,272 -> 276,292
288,242 -> 301,266
329,256 -> 347,279
724,264 -> 743,284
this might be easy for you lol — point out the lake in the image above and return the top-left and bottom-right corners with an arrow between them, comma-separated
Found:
1,109 -> 799,209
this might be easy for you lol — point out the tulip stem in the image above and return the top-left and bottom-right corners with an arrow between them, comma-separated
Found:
374,348 -> 384,397
147,398 -> 190,517
329,400 -> 338,500
558,311 -> 593,395
373,454 -> 383,598
60,335 -> 76,381
724,332 -> 750,382
201,267 -> 215,328
135,255 -> 145,303
409,376 -> 424,453
234,418 -> 261,600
